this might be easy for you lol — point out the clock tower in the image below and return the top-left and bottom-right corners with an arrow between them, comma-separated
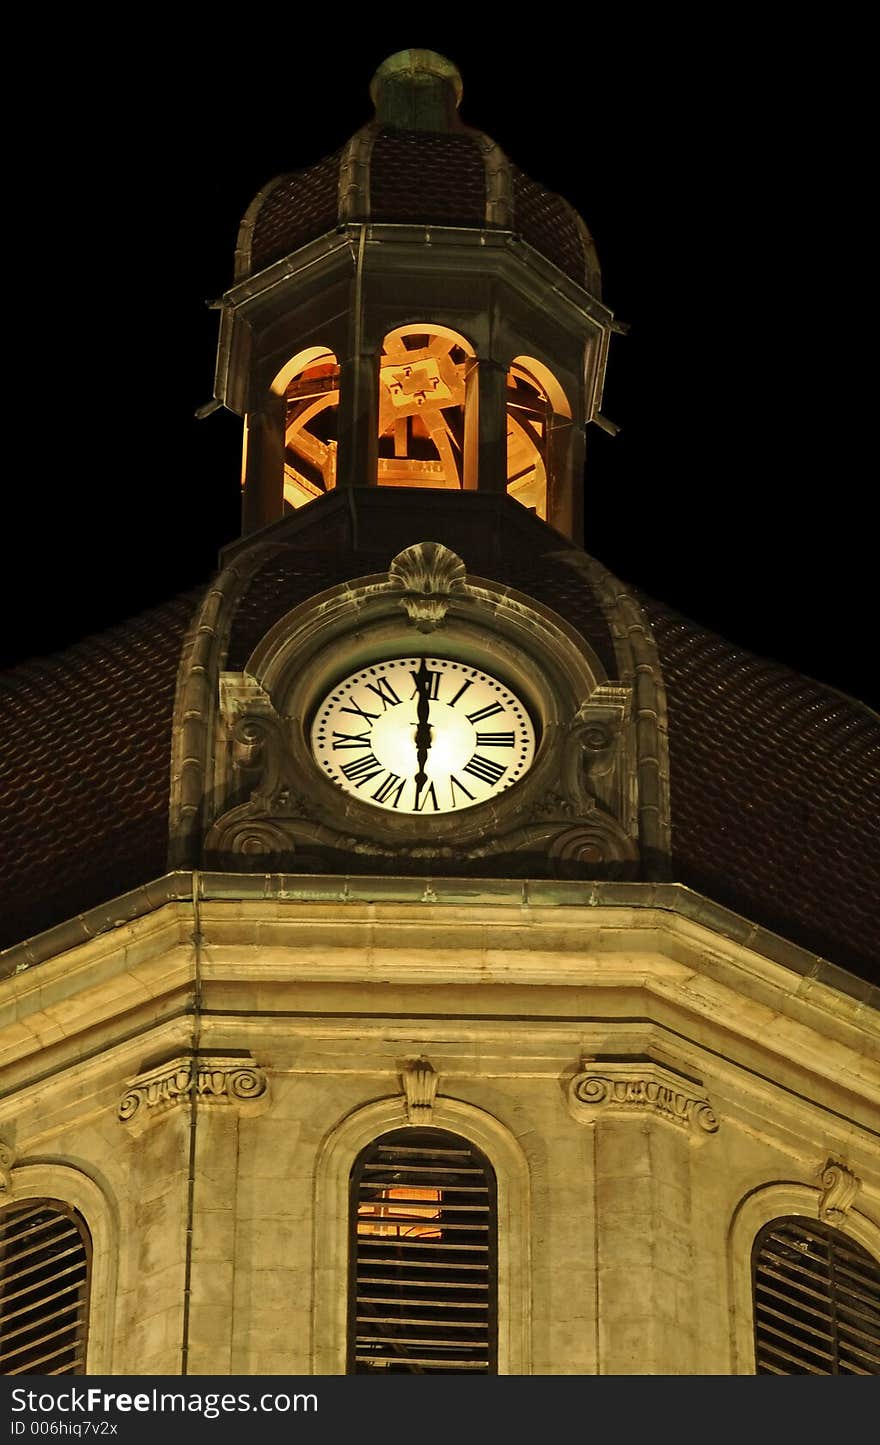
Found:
173,48 -> 654,888
1,51 -> 877,1380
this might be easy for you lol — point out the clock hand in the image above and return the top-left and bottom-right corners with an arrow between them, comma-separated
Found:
413,657 -> 434,806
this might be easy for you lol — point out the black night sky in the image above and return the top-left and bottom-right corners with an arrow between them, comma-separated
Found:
5,26 -> 871,703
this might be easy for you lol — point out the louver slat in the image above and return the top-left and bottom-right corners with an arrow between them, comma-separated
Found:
753,1216 -> 880,1375
349,1129 -> 497,1374
0,1201 -> 91,1377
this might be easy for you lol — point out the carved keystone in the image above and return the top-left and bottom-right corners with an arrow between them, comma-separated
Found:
567,1060 -> 719,1137
401,1058 -> 439,1124
818,1159 -> 861,1223
388,542 -> 466,631
118,1055 -> 268,1130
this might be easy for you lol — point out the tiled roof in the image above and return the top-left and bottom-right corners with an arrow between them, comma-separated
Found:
509,163 -> 593,290
642,595 -> 880,980
368,129 -> 488,227
0,593 -> 200,950
1,569 -> 876,984
240,127 -> 596,289
248,148 -> 344,276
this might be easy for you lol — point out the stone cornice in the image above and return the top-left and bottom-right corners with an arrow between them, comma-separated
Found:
3,873 -> 876,1018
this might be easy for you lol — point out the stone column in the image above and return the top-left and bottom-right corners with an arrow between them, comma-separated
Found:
336,351 -> 379,488
568,1060 -> 720,1374
118,1055 -> 269,1375
477,360 -> 509,492
241,396 -> 285,533
117,1062 -> 193,1374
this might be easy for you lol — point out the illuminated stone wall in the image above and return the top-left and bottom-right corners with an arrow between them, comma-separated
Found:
2,887 -> 877,1375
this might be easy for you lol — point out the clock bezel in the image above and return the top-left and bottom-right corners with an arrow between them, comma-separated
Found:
230,561 -> 611,849
308,650 -> 539,817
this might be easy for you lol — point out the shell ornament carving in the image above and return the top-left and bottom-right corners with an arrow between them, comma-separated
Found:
388,541 -> 466,631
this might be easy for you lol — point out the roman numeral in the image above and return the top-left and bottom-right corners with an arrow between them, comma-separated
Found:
331,730 -> 372,749
475,731 -> 515,747
448,679 -> 474,708
409,668 -> 442,700
339,697 -> 380,724
364,676 -> 402,710
340,752 -> 384,786
463,754 -> 507,786
466,701 -> 504,724
413,782 -> 440,812
449,774 -> 476,806
372,772 -> 406,807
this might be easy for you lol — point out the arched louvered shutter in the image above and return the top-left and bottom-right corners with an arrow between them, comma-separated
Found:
349,1127 -> 497,1374
0,1200 -> 91,1375
752,1216 -> 880,1374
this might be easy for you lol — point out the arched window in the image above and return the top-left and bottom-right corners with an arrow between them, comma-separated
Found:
349,1127 -> 497,1374
752,1216 -> 880,1374
0,1199 -> 92,1375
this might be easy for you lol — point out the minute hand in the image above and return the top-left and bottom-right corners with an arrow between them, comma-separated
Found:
413,658 -> 434,805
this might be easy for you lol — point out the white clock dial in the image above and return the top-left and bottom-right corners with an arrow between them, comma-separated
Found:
310,657 -> 536,814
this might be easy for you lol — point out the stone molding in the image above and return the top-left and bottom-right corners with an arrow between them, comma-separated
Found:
818,1158 -> 861,1224
118,1055 -> 268,1128
567,1059 -> 720,1137
401,1058 -> 439,1124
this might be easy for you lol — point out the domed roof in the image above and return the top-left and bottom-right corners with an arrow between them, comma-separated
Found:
234,50 -> 600,294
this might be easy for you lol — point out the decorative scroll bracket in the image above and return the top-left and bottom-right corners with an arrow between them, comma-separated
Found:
401,1058 -> 439,1125
0,1139 -> 15,1198
387,541 -> 466,632
818,1159 -> 861,1224
567,1059 -> 719,1140
218,672 -> 274,724
118,1055 -> 269,1131
565,684 -> 632,817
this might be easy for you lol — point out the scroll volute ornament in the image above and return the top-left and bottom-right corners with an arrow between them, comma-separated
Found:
388,542 -> 466,631
818,1159 -> 861,1223
0,1139 -> 15,1197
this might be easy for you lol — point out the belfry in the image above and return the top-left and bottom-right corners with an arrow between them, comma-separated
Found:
1,52 -> 878,1378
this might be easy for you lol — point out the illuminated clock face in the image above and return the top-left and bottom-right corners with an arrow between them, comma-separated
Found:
310,657 -> 536,814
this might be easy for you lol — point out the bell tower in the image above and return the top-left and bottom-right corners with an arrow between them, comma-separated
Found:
2,49 -> 878,1386
169,49 -> 667,883
218,48 -> 618,544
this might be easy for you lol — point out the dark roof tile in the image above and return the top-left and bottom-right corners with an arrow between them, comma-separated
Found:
0,592 -> 200,950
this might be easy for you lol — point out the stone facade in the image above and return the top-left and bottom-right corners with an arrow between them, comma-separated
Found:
2,880 -> 877,1374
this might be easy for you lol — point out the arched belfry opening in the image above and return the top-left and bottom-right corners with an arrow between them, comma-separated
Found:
222,47 -> 618,545
378,326 -> 477,491
269,347 -> 340,511
506,357 -> 572,521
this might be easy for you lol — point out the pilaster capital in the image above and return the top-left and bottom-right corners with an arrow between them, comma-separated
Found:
567,1059 -> 719,1138
118,1055 -> 268,1130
